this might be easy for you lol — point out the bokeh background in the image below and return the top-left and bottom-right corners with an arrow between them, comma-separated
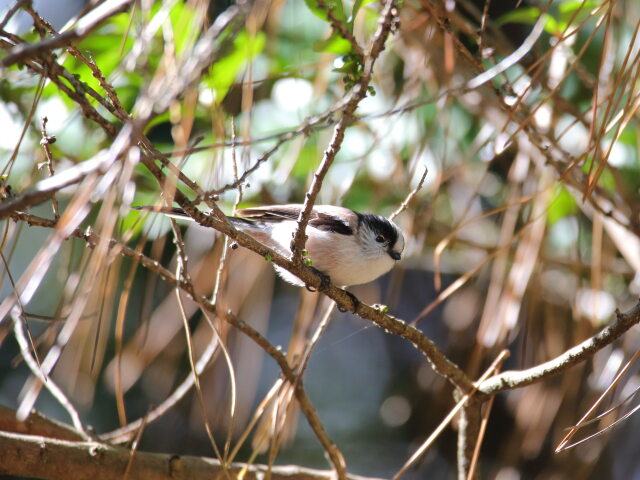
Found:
1,0 -> 640,479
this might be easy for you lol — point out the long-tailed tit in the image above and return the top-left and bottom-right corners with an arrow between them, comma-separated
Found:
139,204 -> 404,287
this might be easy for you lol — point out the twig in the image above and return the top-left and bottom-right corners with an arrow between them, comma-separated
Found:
39,116 -> 60,220
0,0 -> 27,30
289,0 -> 399,262
0,403 -> 84,442
100,334 -> 220,444
392,351 -> 508,480
165,193 -> 475,393
0,146 -> 115,219
122,407 -> 151,480
316,0 -> 364,59
1,0 -> 135,67
11,310 -> 92,441
389,166 -> 428,220
477,301 -> 640,395
555,349 -> 640,452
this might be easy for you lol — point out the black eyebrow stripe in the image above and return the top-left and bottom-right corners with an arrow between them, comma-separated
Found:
356,213 -> 399,245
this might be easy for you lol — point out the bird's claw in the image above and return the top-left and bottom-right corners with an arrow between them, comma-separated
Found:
305,267 -> 330,292
337,291 -> 360,313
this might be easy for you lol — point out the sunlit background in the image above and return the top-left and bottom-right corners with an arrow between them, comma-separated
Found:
1,0 -> 640,479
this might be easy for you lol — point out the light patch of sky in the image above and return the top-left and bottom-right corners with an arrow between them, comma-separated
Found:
575,287 -> 616,323
37,97 -> 94,158
326,161 -> 357,202
548,216 -> 579,251
0,102 -> 25,150
556,114 -> 589,154
272,78 -> 315,113
366,147 -> 395,180
412,148 -> 439,192
1,0 -> 85,34
360,96 -> 422,180
602,138 -> 635,167
251,99 -> 299,135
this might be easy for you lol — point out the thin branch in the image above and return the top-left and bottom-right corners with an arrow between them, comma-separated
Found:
100,333 -> 220,444
316,0 -> 364,59
477,301 -> 640,395
11,310 -> 92,441
1,0 -> 134,67
39,116 -> 60,220
167,195 -> 475,393
289,0 -> 399,262
0,404 -> 84,442
0,149 -> 115,219
389,166 -> 428,220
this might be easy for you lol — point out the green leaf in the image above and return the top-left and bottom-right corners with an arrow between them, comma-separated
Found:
205,30 -> 266,102
144,111 -> 171,135
558,0 -> 600,16
332,55 -> 362,74
547,185 -> 577,225
351,0 -> 376,21
495,7 -> 542,27
495,7 -> 564,35
312,32 -> 352,54
304,0 -> 346,22
558,0 -> 600,27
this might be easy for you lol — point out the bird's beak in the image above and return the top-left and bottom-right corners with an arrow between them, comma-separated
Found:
389,251 -> 401,261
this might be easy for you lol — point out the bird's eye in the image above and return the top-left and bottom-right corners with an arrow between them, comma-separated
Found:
375,234 -> 386,243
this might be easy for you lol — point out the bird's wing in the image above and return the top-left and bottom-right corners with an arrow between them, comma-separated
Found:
234,204 -> 302,222
236,204 -> 354,235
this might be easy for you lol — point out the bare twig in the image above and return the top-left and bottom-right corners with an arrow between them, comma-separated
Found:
389,166 -> 428,220
39,116 -> 60,220
477,301 -> 640,395
393,351 -> 508,480
290,0 -> 399,262
11,310 -> 92,441
1,0 -> 134,67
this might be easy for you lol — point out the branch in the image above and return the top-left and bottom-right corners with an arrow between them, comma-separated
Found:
166,199 -> 474,393
289,0 -> 399,261
316,0 -> 364,59
1,0 -> 134,67
478,300 -> 640,395
0,152 -> 114,219
0,404 -> 84,442
0,430 -> 382,480
7,210 -> 348,476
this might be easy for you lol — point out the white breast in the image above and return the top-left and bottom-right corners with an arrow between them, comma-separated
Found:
266,221 -> 394,286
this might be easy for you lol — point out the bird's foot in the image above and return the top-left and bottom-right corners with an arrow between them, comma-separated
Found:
337,291 -> 360,313
305,267 -> 331,292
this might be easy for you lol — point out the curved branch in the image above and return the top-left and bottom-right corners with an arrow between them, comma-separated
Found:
478,301 -> 640,395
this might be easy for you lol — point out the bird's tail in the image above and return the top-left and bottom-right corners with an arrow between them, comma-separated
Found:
132,206 -> 263,230
132,205 -> 193,220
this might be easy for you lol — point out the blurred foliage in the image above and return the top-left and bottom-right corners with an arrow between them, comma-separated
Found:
1,0 -> 640,479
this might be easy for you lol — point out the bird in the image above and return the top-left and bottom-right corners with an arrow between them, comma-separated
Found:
136,204 -> 404,288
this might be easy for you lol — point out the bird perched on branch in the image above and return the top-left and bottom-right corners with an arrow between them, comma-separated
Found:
136,204 -> 404,287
